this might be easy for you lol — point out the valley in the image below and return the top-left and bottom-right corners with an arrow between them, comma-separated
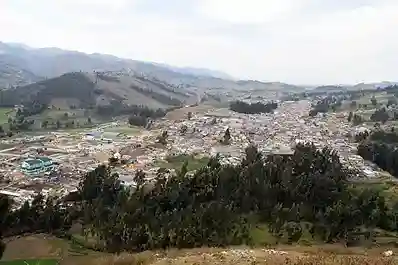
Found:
1,42 -> 398,265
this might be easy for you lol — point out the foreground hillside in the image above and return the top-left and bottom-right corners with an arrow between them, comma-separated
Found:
2,234 -> 396,265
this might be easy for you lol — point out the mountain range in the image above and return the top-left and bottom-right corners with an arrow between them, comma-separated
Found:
0,41 -> 234,87
0,41 -> 308,109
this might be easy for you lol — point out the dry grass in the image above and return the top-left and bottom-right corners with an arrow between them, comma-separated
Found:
2,235 -> 67,260
3,235 -> 398,265
64,248 -> 398,265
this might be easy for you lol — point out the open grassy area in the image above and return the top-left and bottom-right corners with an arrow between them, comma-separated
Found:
155,154 -> 210,171
353,178 -> 398,205
103,125 -> 142,135
0,107 -> 14,124
2,234 -> 398,265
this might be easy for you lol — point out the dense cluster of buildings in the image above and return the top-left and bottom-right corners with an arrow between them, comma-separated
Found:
0,100 -> 384,207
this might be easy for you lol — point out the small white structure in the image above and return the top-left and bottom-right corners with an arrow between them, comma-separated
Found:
383,250 -> 393,257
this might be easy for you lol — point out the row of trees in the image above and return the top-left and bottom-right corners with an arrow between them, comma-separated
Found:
357,130 -> 398,178
97,100 -> 167,119
309,97 -> 343,116
347,112 -> 364,125
41,117 -> 93,130
2,142 -> 398,254
230,101 -> 278,114
129,85 -> 182,106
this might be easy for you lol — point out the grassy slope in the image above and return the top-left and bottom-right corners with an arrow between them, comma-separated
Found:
0,108 -> 14,124
2,235 -> 398,265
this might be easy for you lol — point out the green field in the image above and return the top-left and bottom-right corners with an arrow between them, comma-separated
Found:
353,177 -> 398,205
0,108 -> 14,124
103,125 -> 142,135
156,154 -> 210,171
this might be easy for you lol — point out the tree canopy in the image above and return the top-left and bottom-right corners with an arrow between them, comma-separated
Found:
1,142 -> 397,252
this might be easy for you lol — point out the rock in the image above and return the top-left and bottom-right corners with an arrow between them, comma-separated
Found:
383,250 -> 393,257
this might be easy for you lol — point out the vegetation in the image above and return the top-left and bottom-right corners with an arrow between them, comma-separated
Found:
229,101 -> 278,114
352,114 -> 364,125
357,129 -> 398,178
156,130 -> 168,145
220,128 -> 231,145
96,101 -> 166,118
156,154 -> 210,171
371,108 -> 390,123
1,142 -> 398,256
128,115 -> 148,127
309,97 -> 342,116
0,73 -> 96,109
130,85 -> 182,106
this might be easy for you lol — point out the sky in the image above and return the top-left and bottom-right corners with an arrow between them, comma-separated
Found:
0,0 -> 397,84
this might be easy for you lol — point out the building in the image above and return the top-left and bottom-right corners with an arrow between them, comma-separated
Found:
20,157 -> 55,176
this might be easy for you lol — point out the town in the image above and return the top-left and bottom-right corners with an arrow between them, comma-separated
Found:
0,96 -> 385,208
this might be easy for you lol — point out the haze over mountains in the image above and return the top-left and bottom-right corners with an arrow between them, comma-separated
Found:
0,41 -> 397,111
0,41 -> 233,86
0,41 -> 310,109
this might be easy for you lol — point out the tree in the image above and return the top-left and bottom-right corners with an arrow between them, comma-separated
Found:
230,101 -> 278,114
0,240 -> 5,259
87,117 -> 92,124
2,138 -> 398,252
157,130 -> 168,145
108,156 -> 119,166
221,128 -> 231,145
187,112 -> 192,120
134,170 -> 146,189
41,120 -> 49,129
128,115 -> 147,127
371,96 -> 377,106
371,108 -> 389,124
180,124 -> 188,135
387,98 -> 397,107
56,120 -> 61,129
348,112 -> 353,122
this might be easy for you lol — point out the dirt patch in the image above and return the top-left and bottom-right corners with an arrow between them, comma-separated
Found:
2,234 -> 67,260
71,248 -> 397,265
3,236 -> 398,265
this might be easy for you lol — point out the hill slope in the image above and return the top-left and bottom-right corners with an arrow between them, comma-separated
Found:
2,235 -> 396,265
0,41 -> 306,98
0,60 -> 42,88
0,71 -> 192,109
0,41 -> 231,85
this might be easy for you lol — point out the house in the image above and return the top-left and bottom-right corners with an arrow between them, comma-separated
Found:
20,157 -> 55,176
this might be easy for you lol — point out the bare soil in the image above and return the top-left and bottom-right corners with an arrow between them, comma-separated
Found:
2,235 -> 398,265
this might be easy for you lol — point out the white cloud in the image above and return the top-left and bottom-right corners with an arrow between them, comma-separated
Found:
199,0 -> 301,24
0,0 -> 398,84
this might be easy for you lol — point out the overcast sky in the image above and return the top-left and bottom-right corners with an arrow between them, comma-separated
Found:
1,0 -> 397,84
